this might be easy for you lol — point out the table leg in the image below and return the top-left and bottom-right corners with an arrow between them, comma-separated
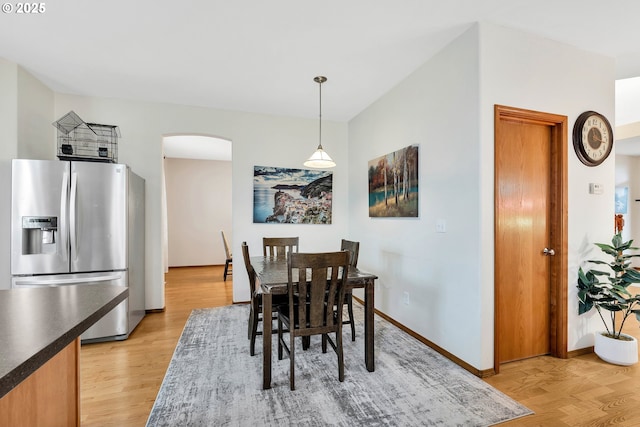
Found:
262,293 -> 272,389
364,279 -> 375,371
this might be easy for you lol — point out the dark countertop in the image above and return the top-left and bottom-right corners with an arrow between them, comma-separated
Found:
0,284 -> 128,399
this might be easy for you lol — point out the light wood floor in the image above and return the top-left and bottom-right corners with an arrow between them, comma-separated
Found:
485,324 -> 640,426
80,265 -> 234,427
81,265 -> 640,426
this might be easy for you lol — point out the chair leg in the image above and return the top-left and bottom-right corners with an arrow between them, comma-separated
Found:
290,333 -> 296,390
250,303 -> 259,356
337,329 -> 344,382
347,293 -> 356,341
223,260 -> 230,281
278,317 -> 283,360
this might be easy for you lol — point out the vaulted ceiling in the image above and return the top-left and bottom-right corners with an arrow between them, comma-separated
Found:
2,1 -> 639,125
0,0 -> 640,120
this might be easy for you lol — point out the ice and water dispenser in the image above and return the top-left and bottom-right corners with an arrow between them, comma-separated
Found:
21,216 -> 57,255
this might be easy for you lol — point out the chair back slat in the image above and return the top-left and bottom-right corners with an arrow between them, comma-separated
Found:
308,266 -> 328,328
264,237 -> 299,257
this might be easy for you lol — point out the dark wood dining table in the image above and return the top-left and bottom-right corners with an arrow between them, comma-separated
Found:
252,255 -> 378,389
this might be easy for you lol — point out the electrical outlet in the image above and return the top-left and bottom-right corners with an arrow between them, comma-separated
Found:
436,219 -> 447,233
403,292 -> 410,305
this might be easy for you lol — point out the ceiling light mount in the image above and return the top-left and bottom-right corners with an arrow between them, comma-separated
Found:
304,75 -> 335,169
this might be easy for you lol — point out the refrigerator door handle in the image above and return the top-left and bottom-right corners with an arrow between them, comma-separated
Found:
60,171 -> 70,263
69,171 -> 78,262
13,274 -> 123,287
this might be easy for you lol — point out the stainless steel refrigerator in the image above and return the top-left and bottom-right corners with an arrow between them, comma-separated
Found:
10,159 -> 145,342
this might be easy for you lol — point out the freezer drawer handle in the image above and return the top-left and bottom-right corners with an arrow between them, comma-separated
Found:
14,274 -> 123,286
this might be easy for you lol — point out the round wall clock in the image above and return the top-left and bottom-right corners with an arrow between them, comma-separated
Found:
572,111 -> 614,167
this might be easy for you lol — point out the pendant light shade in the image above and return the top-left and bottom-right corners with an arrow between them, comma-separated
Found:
304,76 -> 336,168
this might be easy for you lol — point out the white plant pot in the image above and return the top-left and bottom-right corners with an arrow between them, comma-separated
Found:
594,331 -> 638,366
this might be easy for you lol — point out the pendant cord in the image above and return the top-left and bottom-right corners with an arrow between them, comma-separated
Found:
318,79 -> 323,150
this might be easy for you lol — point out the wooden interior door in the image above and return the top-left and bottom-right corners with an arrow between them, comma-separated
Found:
494,105 -> 568,370
497,119 -> 551,362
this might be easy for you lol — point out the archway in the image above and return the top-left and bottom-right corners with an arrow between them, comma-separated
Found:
161,134 -> 232,275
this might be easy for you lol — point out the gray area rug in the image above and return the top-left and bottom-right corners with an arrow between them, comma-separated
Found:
147,304 -> 532,426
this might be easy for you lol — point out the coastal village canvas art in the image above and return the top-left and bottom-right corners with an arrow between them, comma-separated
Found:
253,166 -> 333,224
368,144 -> 419,218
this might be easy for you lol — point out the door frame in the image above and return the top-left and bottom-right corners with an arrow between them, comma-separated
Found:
494,105 -> 568,373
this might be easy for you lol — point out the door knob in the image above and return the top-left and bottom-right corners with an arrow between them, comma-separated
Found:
543,248 -> 555,256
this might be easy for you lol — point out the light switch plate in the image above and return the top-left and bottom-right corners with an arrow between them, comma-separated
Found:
589,183 -> 603,195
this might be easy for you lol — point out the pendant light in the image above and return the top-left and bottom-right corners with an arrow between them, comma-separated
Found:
304,76 -> 336,168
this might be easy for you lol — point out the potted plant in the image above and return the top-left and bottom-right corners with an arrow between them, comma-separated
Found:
577,233 -> 640,365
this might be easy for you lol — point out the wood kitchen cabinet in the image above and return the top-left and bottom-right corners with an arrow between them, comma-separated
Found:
0,339 -> 80,427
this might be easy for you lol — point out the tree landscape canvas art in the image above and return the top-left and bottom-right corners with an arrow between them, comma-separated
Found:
253,166 -> 333,224
368,145 -> 419,217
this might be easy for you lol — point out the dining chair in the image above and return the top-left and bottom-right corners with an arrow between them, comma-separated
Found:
263,237 -> 299,258
340,239 -> 360,341
221,230 -> 233,281
243,242 -> 287,356
277,251 -> 350,390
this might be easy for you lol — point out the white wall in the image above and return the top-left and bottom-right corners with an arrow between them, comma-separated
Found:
17,67 -> 55,160
164,158 -> 232,267
349,24 -> 481,364
348,22 -> 616,371
54,94 -> 349,307
0,59 -> 18,160
0,59 -> 20,289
